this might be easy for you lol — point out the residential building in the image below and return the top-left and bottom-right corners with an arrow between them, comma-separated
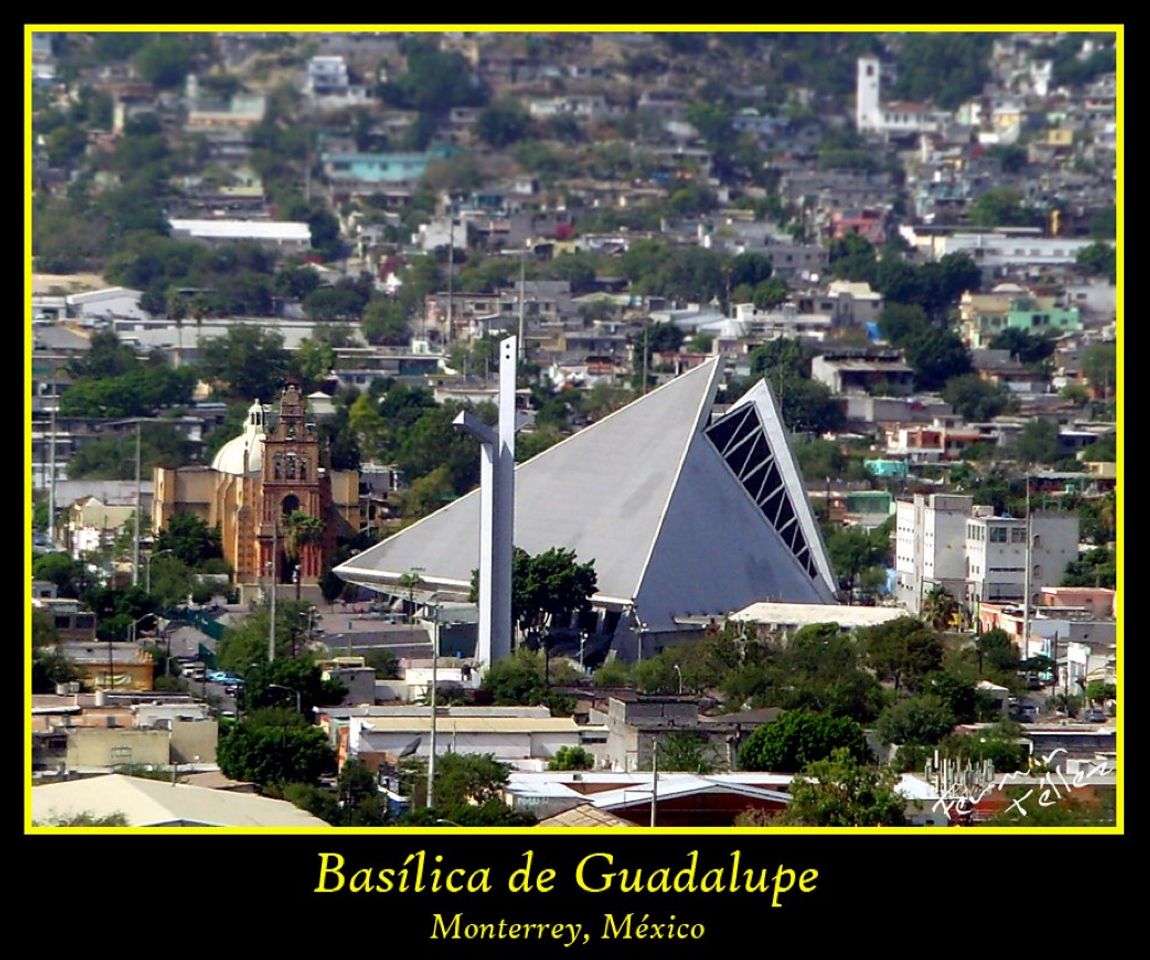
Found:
960,290 -> 1082,348
167,218 -> 312,254
964,512 -> 1079,608
811,350 -> 915,395
899,226 -> 1098,279
333,708 -> 600,772
896,493 -> 1080,614
505,771 -> 791,827
856,57 -> 950,136
62,496 -> 137,561
32,598 -> 97,642
896,494 -> 982,614
56,642 -> 156,691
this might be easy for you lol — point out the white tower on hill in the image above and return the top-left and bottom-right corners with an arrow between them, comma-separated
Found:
856,56 -> 882,132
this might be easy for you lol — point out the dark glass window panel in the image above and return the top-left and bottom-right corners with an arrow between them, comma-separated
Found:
774,495 -> 796,531
726,430 -> 769,478
761,488 -> 785,522
706,406 -> 752,455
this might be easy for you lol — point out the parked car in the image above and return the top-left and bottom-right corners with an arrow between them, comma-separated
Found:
1082,707 -> 1106,723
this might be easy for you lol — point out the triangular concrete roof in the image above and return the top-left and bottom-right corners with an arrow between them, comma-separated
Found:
336,358 -> 837,632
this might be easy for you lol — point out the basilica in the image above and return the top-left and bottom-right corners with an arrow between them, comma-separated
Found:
152,384 -> 359,590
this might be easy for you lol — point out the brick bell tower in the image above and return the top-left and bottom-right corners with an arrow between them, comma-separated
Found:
258,383 -> 331,585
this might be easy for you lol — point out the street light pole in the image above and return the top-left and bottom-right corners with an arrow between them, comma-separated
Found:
268,521 -> 278,662
132,421 -> 142,587
1022,475 -> 1032,660
427,602 -> 440,810
268,683 -> 302,714
650,734 -> 659,828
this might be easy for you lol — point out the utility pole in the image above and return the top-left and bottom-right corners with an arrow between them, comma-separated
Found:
132,421 -> 142,587
649,734 -> 659,828
427,603 -> 440,809
518,248 -> 526,363
1022,476 -> 1031,660
268,521 -> 278,662
47,406 -> 57,545
641,322 -> 649,395
445,215 -> 454,349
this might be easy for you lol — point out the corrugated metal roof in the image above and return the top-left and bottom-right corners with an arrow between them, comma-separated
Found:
168,219 -> 311,241
31,774 -> 330,827
358,717 -> 582,734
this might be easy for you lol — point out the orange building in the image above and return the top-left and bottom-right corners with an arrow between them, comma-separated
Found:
153,385 -> 359,588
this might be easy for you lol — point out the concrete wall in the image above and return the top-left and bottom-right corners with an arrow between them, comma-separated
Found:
66,728 -> 170,768
171,720 -> 218,763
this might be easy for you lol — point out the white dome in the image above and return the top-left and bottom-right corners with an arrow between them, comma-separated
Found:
211,432 -> 265,475
211,399 -> 268,475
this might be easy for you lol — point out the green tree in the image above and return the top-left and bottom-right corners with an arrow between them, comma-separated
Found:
1013,418 -> 1060,465
989,329 -> 1057,366
480,649 -> 549,706
33,553 -> 85,598
968,188 -> 1040,228
474,100 -> 532,148
651,731 -> 716,774
942,375 -> 1011,421
739,710 -> 868,773
861,617 -> 944,692
400,752 -> 536,827
877,303 -> 930,347
507,547 -> 597,643
902,329 -> 972,391
362,298 -> 411,346
302,285 -> 367,321
154,513 -> 223,567
242,654 -> 347,717
282,510 -> 325,573
32,611 -> 79,693
825,526 -> 887,595
1080,342 -> 1117,399
334,758 -> 391,825
1075,241 -> 1116,282
216,600 -> 315,671
921,585 -> 963,630
134,36 -> 200,88
976,628 -> 1021,675
216,707 -> 335,788
1061,547 -> 1116,589
364,647 -> 400,679
594,658 -> 633,688
875,694 -> 957,746
380,39 -> 487,114
35,811 -> 130,827
891,34 -> 992,109
828,233 -> 877,284
548,746 -> 595,771
771,748 -> 907,826
197,326 -> 291,402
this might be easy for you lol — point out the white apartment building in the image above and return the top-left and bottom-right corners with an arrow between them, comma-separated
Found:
896,494 -> 1079,614
964,511 -> 1079,608
896,494 -> 977,613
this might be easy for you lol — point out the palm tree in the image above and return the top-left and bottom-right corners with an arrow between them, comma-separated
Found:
922,585 -> 963,631
397,568 -> 425,623
282,510 -> 324,600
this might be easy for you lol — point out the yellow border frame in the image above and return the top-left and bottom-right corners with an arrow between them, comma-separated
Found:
25,22 -> 1123,838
